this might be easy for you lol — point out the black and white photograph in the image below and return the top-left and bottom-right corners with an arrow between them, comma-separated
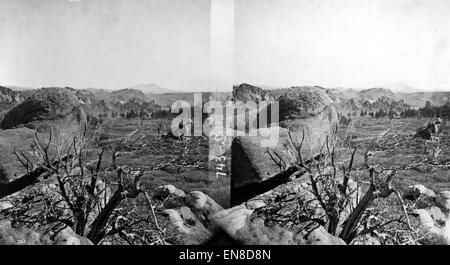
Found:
0,0 -> 449,252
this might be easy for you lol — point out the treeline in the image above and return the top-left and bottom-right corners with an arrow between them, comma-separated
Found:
87,107 -> 175,126
400,101 -> 450,119
346,109 -> 398,118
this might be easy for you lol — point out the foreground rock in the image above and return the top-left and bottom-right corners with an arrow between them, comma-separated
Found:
153,185 -> 224,244
436,191 -> 450,212
231,126 -> 299,204
410,189 -> 450,245
213,177 -> 352,245
404,184 -> 436,200
0,220 -> 92,245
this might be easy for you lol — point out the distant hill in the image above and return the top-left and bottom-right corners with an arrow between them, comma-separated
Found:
332,86 -> 450,110
146,91 -> 231,107
358,87 -> 394,102
4,86 -> 35,91
381,82 -> 422,93
110,88 -> 146,103
129,83 -> 178,94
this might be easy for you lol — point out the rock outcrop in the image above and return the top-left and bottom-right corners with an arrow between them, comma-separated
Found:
153,185 -> 224,244
404,184 -> 436,200
0,88 -> 88,179
232,83 -> 274,102
0,220 -> 92,245
414,118 -> 442,140
0,86 -> 23,107
407,188 -> 450,245
212,176 -> 347,245
230,85 -> 338,204
152,182 -> 347,245
1,87 -> 86,133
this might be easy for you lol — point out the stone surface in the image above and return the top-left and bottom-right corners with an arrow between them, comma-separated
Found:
185,191 -> 224,228
436,191 -> 450,212
212,176 -> 355,245
232,83 -> 274,102
0,200 -> 13,212
154,184 -> 186,199
153,184 -> 186,208
211,204 -> 253,240
414,119 -> 442,140
52,226 -> 93,245
0,87 -> 87,179
1,87 -> 86,133
411,188 -> 450,245
404,184 -> 436,200
163,208 -> 212,245
152,187 -> 227,244
230,85 -> 338,204
0,220 -> 92,245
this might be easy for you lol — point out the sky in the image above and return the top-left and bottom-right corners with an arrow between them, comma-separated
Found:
0,0 -> 212,91
235,0 -> 450,91
1,0 -> 449,92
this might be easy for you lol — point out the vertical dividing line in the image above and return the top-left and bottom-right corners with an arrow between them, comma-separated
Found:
208,0 -> 235,207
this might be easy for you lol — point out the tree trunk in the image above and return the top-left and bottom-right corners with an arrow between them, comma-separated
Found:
339,185 -> 375,243
0,167 -> 46,198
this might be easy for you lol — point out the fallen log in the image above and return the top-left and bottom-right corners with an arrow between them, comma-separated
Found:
0,155 -> 71,199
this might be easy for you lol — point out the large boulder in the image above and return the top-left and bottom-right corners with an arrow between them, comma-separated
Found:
231,125 -> 337,204
276,86 -> 338,139
230,86 -> 338,204
231,126 -> 299,204
1,87 -> 86,131
414,118 -> 442,140
0,88 -> 87,179
232,83 -> 274,102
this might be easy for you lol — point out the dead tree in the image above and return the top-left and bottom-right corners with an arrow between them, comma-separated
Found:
286,128 -> 419,244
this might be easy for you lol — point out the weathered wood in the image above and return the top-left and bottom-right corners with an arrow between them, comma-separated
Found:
0,155 -> 70,199
0,167 -> 47,198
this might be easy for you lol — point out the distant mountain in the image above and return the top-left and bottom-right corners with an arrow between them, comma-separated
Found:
146,91 -> 231,107
5,86 -> 35,91
381,82 -> 422,93
396,91 -> 450,109
129,83 -> 177,94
